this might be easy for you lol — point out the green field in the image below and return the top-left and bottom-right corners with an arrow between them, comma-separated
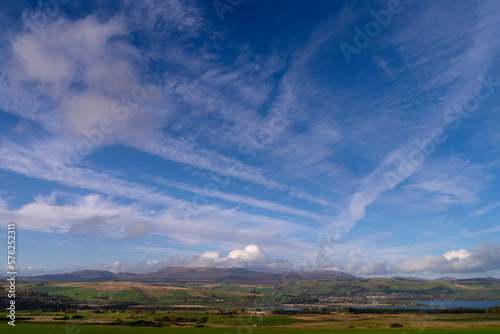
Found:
3,323 -> 500,334
9,277 -> 500,310
17,281 -> 268,306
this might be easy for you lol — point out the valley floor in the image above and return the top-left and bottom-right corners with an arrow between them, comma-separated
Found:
2,310 -> 499,333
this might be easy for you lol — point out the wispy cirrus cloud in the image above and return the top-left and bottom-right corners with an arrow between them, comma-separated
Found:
153,177 -> 324,219
1,11 -> 287,191
121,0 -> 204,34
326,0 -> 500,238
471,201 -> 500,216
136,133 -> 285,190
0,139 -> 313,252
404,156 -> 492,205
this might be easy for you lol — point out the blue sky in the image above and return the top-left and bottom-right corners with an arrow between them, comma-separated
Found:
0,0 -> 500,278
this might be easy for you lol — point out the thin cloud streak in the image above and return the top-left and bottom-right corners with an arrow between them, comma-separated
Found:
153,177 -> 325,220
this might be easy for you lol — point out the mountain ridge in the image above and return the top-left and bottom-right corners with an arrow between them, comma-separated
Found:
16,266 -> 356,284
15,267 -> 500,285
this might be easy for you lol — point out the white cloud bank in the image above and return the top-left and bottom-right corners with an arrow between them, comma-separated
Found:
102,245 -> 294,274
9,245 -> 293,275
393,242 -> 500,274
0,192 -> 308,255
333,243 -> 500,276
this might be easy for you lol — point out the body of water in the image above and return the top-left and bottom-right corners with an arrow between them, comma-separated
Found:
252,301 -> 500,310
412,300 -> 500,309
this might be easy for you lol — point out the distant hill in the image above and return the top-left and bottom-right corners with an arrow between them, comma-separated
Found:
20,269 -> 117,282
392,276 -> 428,281
437,277 -> 457,281
483,277 -> 500,282
15,267 -> 499,297
129,267 -> 282,284
282,270 -> 356,281
18,267 -> 354,284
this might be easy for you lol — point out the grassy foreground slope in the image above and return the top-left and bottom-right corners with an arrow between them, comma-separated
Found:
3,323 -> 500,334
